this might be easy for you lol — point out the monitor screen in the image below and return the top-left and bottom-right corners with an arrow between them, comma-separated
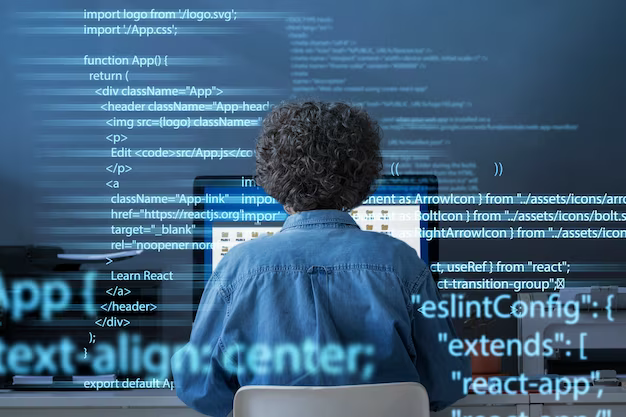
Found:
193,175 -> 438,285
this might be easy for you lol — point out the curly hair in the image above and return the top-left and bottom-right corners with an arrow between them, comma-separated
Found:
255,100 -> 383,212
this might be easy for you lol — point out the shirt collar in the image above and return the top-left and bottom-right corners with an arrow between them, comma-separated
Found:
281,209 -> 359,231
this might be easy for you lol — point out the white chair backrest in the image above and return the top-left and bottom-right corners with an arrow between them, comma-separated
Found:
233,382 -> 430,417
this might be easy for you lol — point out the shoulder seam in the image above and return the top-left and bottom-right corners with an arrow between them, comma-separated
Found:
405,265 -> 429,312
412,266 -> 429,292
216,272 -> 230,360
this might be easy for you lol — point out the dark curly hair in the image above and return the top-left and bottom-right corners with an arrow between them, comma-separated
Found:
255,100 -> 383,212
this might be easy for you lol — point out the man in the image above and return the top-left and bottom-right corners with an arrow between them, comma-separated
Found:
172,100 -> 471,417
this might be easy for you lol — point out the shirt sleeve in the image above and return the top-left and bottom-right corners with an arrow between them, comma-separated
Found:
410,268 -> 472,412
171,275 -> 238,417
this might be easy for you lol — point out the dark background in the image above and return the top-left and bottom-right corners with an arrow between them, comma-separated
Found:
1,0 -> 625,375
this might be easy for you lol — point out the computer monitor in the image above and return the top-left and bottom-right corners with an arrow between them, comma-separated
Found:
192,175 -> 439,311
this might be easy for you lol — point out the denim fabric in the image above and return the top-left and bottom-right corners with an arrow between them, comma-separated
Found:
172,209 -> 471,417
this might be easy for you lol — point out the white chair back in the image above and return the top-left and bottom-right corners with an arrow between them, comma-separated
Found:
233,382 -> 430,417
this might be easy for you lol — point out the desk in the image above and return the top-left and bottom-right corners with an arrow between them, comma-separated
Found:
0,390 -> 624,416
530,392 -> 626,417
0,390 -> 518,417
433,394 -> 530,417
0,390 -> 204,417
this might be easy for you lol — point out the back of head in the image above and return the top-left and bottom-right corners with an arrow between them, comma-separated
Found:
255,100 -> 383,212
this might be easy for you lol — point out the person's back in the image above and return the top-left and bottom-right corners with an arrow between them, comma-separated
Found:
172,100 -> 471,417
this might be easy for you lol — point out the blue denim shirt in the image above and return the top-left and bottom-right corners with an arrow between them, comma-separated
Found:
172,209 -> 471,417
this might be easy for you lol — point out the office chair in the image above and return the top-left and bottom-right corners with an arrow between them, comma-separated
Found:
232,382 -> 430,417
